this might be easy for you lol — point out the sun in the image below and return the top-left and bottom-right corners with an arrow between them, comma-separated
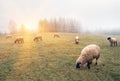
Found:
25,24 -> 32,30
17,20 -> 38,32
25,23 -> 38,32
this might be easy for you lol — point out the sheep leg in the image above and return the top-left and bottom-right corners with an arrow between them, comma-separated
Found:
116,42 -> 117,46
18,40 -> 20,44
87,61 -> 92,69
21,40 -> 23,43
95,54 -> 100,65
19,40 -> 21,44
110,43 -> 113,47
114,42 -> 116,46
20,40 -> 22,44
113,42 -> 115,46
95,59 -> 98,65
95,58 -> 98,65
15,40 -> 16,43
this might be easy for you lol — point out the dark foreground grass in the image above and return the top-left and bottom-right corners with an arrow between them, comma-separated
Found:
0,33 -> 120,81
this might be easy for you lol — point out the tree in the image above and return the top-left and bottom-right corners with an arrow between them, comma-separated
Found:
38,18 -> 81,33
20,24 -> 26,34
9,20 -> 17,34
38,19 -> 49,32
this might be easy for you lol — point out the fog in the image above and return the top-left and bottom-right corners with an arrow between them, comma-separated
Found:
0,0 -> 120,34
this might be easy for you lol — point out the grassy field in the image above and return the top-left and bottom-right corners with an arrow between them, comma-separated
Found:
0,33 -> 120,81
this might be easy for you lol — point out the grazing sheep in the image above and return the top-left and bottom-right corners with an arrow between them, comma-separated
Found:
76,44 -> 100,69
6,35 -> 12,39
75,36 -> 79,44
14,37 -> 24,44
33,35 -> 42,42
54,34 -> 60,38
107,37 -> 117,47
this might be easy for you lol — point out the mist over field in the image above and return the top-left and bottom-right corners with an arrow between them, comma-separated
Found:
0,0 -> 120,34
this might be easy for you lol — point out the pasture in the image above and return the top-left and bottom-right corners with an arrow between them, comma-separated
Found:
0,33 -> 120,81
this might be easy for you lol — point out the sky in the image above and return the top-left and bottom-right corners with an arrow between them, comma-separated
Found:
0,0 -> 120,33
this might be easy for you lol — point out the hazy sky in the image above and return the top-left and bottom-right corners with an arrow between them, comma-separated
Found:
0,0 -> 120,33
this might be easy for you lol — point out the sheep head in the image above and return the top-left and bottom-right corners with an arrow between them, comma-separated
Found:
76,62 -> 81,69
107,37 -> 111,40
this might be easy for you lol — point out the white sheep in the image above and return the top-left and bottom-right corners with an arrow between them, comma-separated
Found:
75,36 -> 79,44
107,37 -> 117,46
76,44 -> 100,69
14,36 -> 24,44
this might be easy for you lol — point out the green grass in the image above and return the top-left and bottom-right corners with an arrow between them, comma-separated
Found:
0,33 -> 120,81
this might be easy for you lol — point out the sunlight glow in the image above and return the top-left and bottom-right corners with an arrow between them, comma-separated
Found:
25,23 -> 37,31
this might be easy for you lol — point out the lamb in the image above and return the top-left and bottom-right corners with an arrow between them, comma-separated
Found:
76,44 -> 100,69
54,34 -> 60,38
75,36 -> 79,44
14,37 -> 24,44
107,37 -> 117,46
6,35 -> 12,39
33,35 -> 42,42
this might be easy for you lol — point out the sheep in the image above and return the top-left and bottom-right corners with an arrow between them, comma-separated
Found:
75,36 -> 79,44
76,44 -> 100,69
54,33 -> 60,38
6,35 -> 12,39
33,35 -> 42,42
14,37 -> 24,44
107,37 -> 117,47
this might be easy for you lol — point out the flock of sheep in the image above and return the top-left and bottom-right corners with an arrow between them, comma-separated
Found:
5,34 -> 118,70
6,33 -> 60,44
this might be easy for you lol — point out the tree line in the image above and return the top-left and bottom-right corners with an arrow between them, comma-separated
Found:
9,18 -> 81,34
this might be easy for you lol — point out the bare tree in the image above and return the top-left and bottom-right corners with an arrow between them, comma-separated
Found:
38,18 -> 81,33
9,20 -> 17,34
38,19 -> 49,32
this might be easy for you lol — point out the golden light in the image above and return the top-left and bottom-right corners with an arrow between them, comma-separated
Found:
17,19 -> 38,33
25,23 -> 37,32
